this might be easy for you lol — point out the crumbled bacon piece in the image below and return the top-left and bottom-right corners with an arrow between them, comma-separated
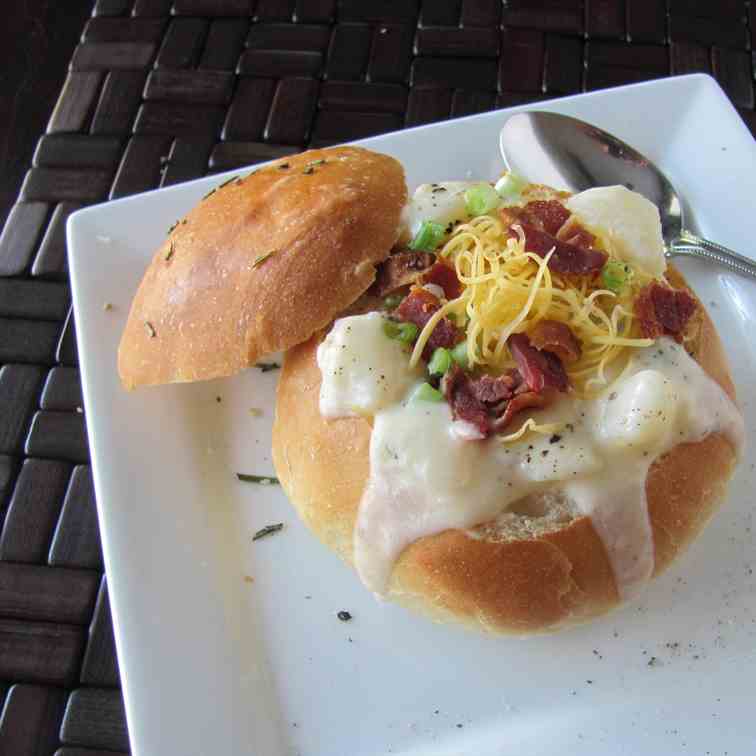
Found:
508,333 -> 569,393
441,365 -> 491,436
494,391 -> 547,431
529,320 -> 582,364
555,216 -> 596,249
559,226 -> 597,250
515,223 -> 608,274
372,250 -> 435,297
425,317 -> 462,355
441,365 -> 550,437
468,371 -> 520,403
394,288 -> 462,357
420,261 -> 462,300
395,287 -> 439,324
500,201 -> 606,275
522,200 -> 571,235
434,327 -> 572,439
499,207 -> 522,228
635,282 -> 698,341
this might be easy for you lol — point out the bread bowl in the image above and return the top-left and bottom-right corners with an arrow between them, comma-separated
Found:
273,266 -> 740,634
271,177 -> 743,635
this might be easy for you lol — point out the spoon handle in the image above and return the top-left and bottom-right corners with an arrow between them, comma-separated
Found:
669,231 -> 756,280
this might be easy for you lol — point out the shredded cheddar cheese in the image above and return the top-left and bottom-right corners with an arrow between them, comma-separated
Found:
497,418 -> 563,443
411,213 -> 656,401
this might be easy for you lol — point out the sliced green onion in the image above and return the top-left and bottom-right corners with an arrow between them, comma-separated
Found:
383,294 -> 402,310
397,323 -> 418,342
412,382 -> 443,402
383,320 -> 419,343
464,183 -> 500,216
601,260 -> 633,293
494,172 -> 527,205
409,220 -> 445,251
428,347 -> 452,376
451,341 -> 469,368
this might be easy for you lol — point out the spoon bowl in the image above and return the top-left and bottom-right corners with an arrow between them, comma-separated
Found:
499,111 -> 756,279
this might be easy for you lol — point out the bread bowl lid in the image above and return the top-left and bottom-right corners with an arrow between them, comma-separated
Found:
117,145 -> 408,390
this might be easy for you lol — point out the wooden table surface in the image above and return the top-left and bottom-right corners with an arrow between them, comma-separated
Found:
0,2 -> 753,754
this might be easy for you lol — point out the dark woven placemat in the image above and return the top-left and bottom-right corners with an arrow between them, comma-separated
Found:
0,1 -> 753,753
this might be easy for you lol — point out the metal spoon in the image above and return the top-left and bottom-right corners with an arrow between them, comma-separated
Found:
499,111 -> 756,280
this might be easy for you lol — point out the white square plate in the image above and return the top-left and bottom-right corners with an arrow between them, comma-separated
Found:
69,74 -> 756,756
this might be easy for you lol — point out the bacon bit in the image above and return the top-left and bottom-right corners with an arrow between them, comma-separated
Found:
441,365 -> 492,436
372,250 -> 435,297
420,261 -> 462,300
468,371 -> 520,403
500,200 -> 571,236
529,320 -> 582,364
512,223 -> 554,256
442,365 -> 550,437
508,333 -> 569,393
514,223 -> 608,275
635,282 -> 698,341
556,216 -> 596,249
499,207 -> 521,228
499,203 -> 606,275
495,391 -> 548,431
395,287 -> 440,323
559,226 -> 597,250
522,200 -> 571,235
425,318 -> 461,355
395,288 -> 463,358
500,201 -> 571,236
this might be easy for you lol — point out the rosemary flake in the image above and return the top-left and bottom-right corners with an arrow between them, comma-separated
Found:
252,251 -> 274,268
202,187 -> 216,200
255,362 -> 280,373
218,175 -> 240,190
302,165 -> 314,175
307,158 -> 326,168
237,473 -> 280,485
165,241 -> 175,262
278,162 -> 290,170
144,321 -> 156,338
167,221 -> 179,235
252,522 -> 284,541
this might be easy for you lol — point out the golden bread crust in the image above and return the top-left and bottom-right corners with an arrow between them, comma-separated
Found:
272,265 -> 740,635
118,146 -> 407,389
